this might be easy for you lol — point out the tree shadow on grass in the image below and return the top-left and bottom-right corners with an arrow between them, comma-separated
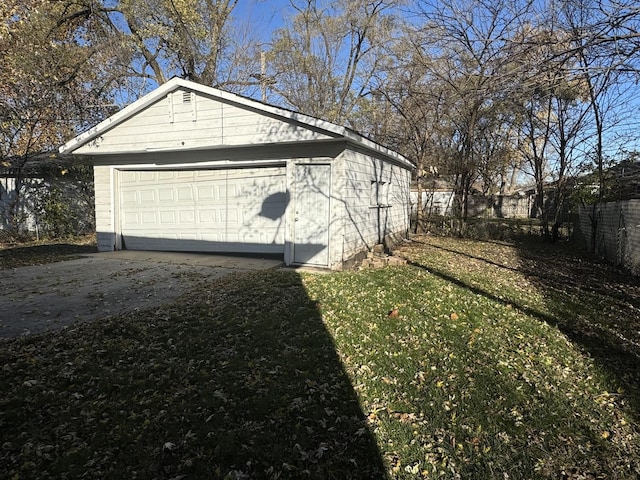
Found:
512,239 -> 640,417
403,236 -> 640,421
0,270 -> 387,479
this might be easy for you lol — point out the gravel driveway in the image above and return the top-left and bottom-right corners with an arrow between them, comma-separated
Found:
0,251 -> 283,338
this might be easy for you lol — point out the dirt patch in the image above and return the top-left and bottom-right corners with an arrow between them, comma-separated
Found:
0,251 -> 283,338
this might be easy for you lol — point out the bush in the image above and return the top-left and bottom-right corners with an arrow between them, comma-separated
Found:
32,160 -> 95,239
416,216 -> 570,242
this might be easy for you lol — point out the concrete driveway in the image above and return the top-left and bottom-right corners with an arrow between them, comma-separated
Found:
0,251 -> 283,338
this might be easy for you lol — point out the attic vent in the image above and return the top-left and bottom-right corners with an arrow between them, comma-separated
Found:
167,91 -> 197,122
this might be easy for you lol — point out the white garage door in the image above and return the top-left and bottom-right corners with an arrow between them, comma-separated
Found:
119,167 -> 287,253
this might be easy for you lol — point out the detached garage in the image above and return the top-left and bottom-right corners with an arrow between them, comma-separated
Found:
60,78 -> 413,269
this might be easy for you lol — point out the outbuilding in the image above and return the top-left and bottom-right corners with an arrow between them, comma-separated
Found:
60,78 -> 413,269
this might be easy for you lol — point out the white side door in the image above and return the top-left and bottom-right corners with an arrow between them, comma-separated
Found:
293,164 -> 331,265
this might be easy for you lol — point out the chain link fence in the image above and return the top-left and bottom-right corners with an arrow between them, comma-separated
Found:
577,200 -> 640,275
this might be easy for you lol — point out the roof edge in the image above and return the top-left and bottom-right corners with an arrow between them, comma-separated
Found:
59,79 -> 183,155
59,78 -> 413,169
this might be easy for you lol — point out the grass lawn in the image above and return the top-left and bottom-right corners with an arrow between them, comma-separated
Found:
1,235 -> 640,479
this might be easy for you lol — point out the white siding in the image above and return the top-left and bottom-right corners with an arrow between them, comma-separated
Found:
331,149 -> 411,268
75,89 -> 335,155
94,166 -> 115,251
0,178 -> 37,232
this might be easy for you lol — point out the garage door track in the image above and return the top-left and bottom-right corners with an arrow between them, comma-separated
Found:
0,251 -> 283,338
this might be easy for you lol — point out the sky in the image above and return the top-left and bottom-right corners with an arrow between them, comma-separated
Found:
105,0 -> 640,158
232,0 -> 640,158
235,0 -> 287,41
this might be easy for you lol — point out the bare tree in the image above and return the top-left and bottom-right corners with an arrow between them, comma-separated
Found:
403,0 -> 536,234
265,0 -> 399,125
371,47 -> 454,231
552,0 -> 640,248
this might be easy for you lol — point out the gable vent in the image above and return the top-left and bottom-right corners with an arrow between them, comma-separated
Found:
182,91 -> 192,104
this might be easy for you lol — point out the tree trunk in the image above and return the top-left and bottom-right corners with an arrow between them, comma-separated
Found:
414,173 -> 422,234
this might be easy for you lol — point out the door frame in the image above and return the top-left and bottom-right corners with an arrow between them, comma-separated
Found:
285,160 -> 332,267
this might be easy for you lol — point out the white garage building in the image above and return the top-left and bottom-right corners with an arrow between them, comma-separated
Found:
60,78 -> 413,269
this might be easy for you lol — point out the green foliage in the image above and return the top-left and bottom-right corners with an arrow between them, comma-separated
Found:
571,170 -> 615,206
1,0 -> 110,159
36,185 -> 74,237
574,153 -> 640,205
32,160 -> 95,239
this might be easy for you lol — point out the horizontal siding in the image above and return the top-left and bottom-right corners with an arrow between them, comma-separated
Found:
94,166 -> 114,251
75,89 -> 334,154
333,149 -> 411,267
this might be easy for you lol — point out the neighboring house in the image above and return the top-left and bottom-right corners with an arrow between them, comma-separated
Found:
0,166 -> 38,236
411,182 -> 536,220
411,188 -> 455,217
476,186 -> 537,219
608,159 -> 640,200
59,77 -> 414,269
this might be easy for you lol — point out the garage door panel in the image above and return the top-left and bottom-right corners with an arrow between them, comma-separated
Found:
177,187 -> 193,201
179,210 -> 196,224
196,186 -> 215,200
123,212 -> 140,226
201,233 -> 224,242
158,211 -> 175,224
119,167 -> 286,253
121,170 -> 137,182
199,210 -> 216,223
157,171 -> 174,180
158,188 -> 174,202
221,209 -> 240,224
141,212 -> 157,224
140,190 -> 156,203
121,191 -> 138,205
